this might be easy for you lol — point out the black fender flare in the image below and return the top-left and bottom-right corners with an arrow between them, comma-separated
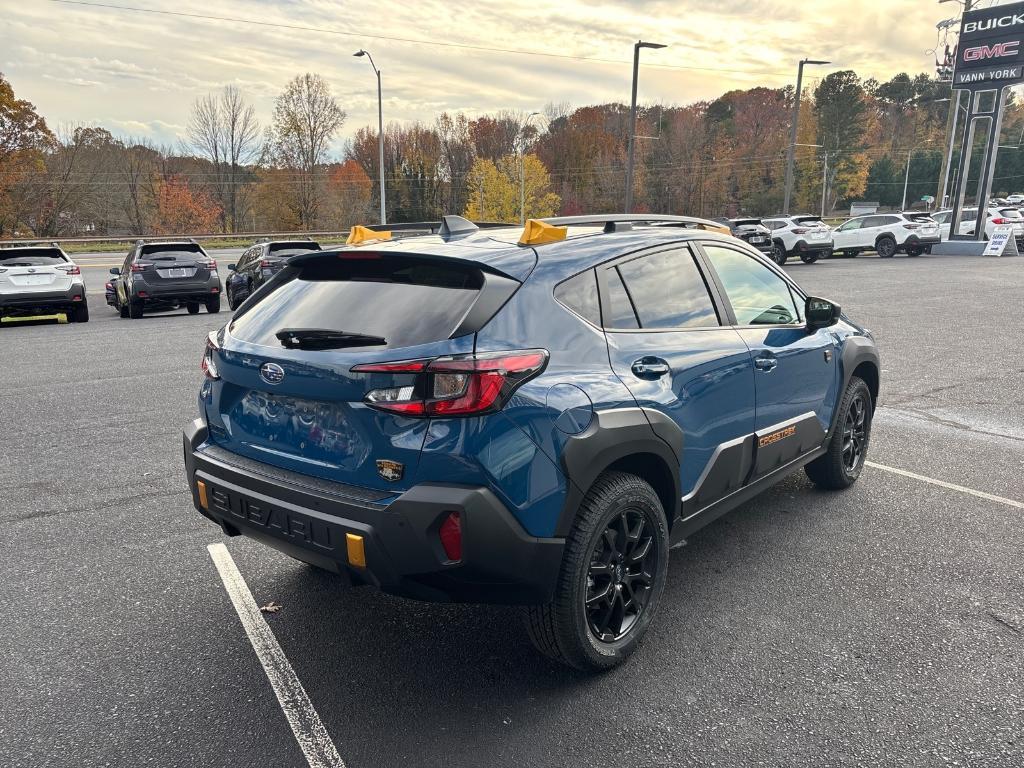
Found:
828,335 -> 880,439
554,407 -> 682,537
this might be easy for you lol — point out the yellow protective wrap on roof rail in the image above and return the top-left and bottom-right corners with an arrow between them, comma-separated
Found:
519,219 -> 567,246
346,225 -> 392,245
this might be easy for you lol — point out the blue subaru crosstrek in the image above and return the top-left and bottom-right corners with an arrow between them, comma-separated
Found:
183,214 -> 879,671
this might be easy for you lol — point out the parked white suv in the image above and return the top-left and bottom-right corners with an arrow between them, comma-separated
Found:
761,215 -> 834,265
0,244 -> 89,322
1005,193 -> 1024,205
831,212 -> 940,258
933,207 -> 1024,244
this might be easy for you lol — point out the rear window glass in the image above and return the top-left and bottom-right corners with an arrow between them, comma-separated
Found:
230,254 -> 486,350
793,216 -> 824,225
615,247 -> 719,329
268,242 -> 321,257
0,248 -> 67,266
140,244 -> 205,262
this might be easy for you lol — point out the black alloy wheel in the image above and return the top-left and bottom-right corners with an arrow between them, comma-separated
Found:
585,509 -> 659,643
876,237 -> 897,258
842,391 -> 869,474
771,242 -> 788,265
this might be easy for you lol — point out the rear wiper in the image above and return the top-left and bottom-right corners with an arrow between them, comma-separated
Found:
276,328 -> 386,350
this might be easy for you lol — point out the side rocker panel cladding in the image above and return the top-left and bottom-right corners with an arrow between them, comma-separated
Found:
556,408 -> 682,537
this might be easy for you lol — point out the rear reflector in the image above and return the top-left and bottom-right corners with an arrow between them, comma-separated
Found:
439,512 -> 462,562
346,533 -> 367,568
196,479 -> 209,510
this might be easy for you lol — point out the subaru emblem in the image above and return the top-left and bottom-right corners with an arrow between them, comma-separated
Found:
260,362 -> 285,385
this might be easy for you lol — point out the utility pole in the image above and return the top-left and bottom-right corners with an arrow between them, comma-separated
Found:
783,58 -> 830,215
624,40 -> 666,213
354,49 -> 386,225
821,151 -> 829,218
520,112 -> 541,225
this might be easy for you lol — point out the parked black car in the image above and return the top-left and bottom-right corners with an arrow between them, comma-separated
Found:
110,240 -> 222,318
714,218 -> 774,257
226,239 -> 321,310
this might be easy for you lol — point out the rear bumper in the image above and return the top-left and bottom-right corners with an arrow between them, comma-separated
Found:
0,285 -> 86,315
793,239 -> 834,253
183,419 -> 564,604
132,278 -> 221,303
904,235 -> 941,248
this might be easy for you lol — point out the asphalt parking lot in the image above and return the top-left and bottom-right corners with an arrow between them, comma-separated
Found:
2,251 -> 1022,768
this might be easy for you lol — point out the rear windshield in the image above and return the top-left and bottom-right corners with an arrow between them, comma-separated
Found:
0,248 -> 68,266
793,216 -> 824,225
139,243 -> 205,262
268,242 -> 321,258
905,213 -> 935,222
998,208 -> 1024,219
733,219 -> 763,227
230,254 -> 487,350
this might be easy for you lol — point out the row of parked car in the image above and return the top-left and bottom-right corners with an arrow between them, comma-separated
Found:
102,238 -> 323,318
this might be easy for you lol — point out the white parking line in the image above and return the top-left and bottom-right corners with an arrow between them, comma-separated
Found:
207,543 -> 346,768
865,461 -> 1024,510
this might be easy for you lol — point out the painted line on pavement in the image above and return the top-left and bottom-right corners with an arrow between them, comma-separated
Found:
866,461 -> 1024,510
207,542 -> 346,768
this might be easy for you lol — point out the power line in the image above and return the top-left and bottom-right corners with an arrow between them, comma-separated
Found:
49,0 -> 798,79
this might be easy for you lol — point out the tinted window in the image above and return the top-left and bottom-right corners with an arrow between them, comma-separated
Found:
616,248 -> 719,329
139,243 -> 206,263
605,268 -> 640,329
0,248 -> 67,266
703,245 -> 800,326
838,219 -> 864,231
230,255 -> 489,349
268,241 -> 321,258
555,270 -> 601,325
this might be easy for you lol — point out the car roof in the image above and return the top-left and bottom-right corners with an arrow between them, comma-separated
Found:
307,223 -> 744,282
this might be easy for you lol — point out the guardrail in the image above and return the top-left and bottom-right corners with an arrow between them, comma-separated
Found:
0,230 -> 353,246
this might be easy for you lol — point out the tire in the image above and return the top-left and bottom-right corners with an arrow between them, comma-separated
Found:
770,241 -> 788,265
227,287 -> 238,311
186,302 -> 201,315
524,471 -> 669,672
906,246 -> 923,257
128,299 -> 144,319
805,376 -> 873,491
842,250 -> 859,258
118,298 -> 129,318
69,301 -> 89,323
205,296 -> 221,314
876,236 -> 897,258
800,253 -> 820,264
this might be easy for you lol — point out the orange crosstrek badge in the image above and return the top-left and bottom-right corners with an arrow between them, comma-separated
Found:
376,459 -> 404,482
758,425 -> 796,449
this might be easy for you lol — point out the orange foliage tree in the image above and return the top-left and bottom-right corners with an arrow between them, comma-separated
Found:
154,175 -> 222,234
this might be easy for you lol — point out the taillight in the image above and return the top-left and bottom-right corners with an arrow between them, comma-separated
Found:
259,259 -> 272,269
439,512 -> 462,562
201,332 -> 221,380
992,218 -> 1008,225
130,263 -> 147,273
57,264 -> 81,276
353,349 -> 548,417
903,223 -> 921,230
207,259 -> 218,270
792,228 -> 808,234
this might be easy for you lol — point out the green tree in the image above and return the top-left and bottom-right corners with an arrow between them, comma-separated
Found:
463,154 -> 559,222
815,71 -> 871,208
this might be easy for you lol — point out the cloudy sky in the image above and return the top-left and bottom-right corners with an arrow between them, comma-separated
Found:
4,0 -> 965,152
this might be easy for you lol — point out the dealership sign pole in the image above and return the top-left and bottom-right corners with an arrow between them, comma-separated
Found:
948,1 -> 1024,241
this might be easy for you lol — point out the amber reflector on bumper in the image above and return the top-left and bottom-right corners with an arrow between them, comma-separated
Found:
196,479 -> 209,510
346,533 -> 367,568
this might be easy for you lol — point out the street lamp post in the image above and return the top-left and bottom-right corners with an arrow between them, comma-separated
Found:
624,40 -> 666,213
782,58 -> 830,215
901,140 -> 933,211
354,49 -> 386,225
520,112 -> 542,225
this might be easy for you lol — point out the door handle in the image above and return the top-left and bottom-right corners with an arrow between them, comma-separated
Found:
632,358 -> 670,379
754,355 -> 778,372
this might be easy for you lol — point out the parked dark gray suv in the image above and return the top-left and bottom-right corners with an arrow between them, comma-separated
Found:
111,240 -> 222,318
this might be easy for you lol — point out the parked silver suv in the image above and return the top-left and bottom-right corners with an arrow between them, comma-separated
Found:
0,244 -> 88,323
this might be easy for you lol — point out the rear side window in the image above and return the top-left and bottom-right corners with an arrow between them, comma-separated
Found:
230,254 -> 501,350
0,248 -> 68,266
554,270 -> 601,326
703,244 -> 800,326
609,247 -> 719,330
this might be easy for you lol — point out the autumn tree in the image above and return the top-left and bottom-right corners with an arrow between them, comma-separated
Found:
322,159 -> 373,228
187,85 -> 260,232
154,175 -> 221,234
463,154 -> 559,222
0,72 -> 53,235
815,71 -> 872,210
266,73 -> 345,228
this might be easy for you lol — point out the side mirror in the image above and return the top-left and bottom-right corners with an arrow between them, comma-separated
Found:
109,267 -> 120,276
806,297 -> 841,330
227,263 -> 236,271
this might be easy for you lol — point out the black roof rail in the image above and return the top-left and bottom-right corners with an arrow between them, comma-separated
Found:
540,214 -> 729,231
